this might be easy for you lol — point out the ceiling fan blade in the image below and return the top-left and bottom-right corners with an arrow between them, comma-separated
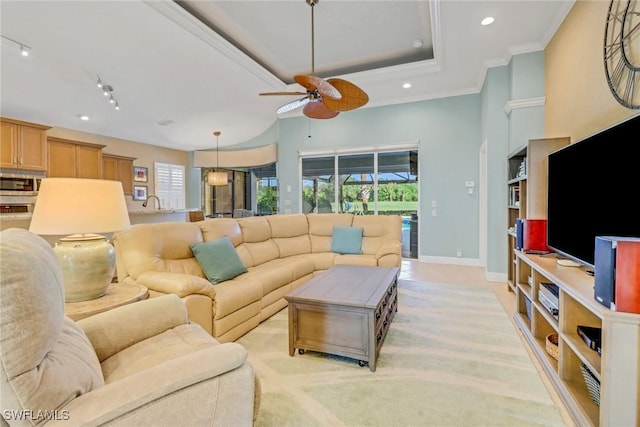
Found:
259,91 -> 307,96
303,101 -> 339,119
322,78 -> 369,111
294,75 -> 342,100
276,96 -> 311,114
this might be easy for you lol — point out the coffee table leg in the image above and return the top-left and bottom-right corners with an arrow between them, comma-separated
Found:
288,304 -> 295,356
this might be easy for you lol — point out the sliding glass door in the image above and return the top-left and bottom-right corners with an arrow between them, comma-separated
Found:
300,148 -> 418,257
302,156 -> 335,213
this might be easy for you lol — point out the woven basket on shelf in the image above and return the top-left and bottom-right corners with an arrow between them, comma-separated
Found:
580,363 -> 601,406
545,333 -> 559,360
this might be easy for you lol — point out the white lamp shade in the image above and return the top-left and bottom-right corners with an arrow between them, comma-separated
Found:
29,178 -> 131,235
207,171 -> 228,186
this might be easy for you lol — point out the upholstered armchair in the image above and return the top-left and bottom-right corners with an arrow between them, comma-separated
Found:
0,228 -> 259,427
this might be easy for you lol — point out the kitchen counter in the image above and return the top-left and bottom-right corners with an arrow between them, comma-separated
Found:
128,209 -> 200,224
128,209 -> 196,215
1,209 -> 201,229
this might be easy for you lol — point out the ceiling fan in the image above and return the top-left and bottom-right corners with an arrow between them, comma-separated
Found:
259,0 -> 369,119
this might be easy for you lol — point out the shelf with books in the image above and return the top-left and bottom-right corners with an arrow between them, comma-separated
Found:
505,137 -> 569,292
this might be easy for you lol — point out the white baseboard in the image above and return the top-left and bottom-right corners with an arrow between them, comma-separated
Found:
411,256 -> 508,284
418,255 -> 480,266
486,271 -> 507,283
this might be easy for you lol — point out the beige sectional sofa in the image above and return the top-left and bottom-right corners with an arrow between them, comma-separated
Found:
113,213 -> 402,342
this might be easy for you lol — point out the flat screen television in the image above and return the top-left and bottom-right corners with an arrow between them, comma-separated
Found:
547,114 -> 640,268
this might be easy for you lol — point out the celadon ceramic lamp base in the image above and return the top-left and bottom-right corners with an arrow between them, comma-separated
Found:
54,234 -> 115,302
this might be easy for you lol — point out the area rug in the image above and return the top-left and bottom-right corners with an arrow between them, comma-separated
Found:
236,279 -> 567,427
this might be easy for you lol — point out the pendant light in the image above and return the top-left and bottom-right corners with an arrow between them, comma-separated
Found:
207,131 -> 228,186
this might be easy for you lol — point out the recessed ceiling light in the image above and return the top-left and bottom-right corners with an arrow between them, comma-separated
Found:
79,115 -> 89,121
481,17 -> 495,26
402,82 -> 412,89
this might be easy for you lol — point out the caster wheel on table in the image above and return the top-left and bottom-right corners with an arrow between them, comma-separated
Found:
358,360 -> 367,367
298,349 -> 305,355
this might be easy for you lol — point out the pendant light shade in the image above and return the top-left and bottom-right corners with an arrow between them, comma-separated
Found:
207,171 -> 228,186
208,130 -> 228,186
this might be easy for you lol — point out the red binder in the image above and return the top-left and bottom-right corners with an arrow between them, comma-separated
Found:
523,219 -> 549,253
614,239 -> 640,314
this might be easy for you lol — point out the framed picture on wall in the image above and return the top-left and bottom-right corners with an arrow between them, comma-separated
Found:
133,185 -> 148,201
133,166 -> 148,182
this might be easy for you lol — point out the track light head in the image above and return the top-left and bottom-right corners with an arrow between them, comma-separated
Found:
95,76 -> 120,111
0,36 -> 31,58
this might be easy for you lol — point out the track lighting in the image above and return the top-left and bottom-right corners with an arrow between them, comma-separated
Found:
1,35 -> 31,58
95,75 -> 120,111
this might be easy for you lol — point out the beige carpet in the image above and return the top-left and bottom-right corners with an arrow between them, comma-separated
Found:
237,279 -> 567,427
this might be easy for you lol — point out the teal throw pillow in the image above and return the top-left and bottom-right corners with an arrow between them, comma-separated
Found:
331,226 -> 363,255
191,236 -> 247,284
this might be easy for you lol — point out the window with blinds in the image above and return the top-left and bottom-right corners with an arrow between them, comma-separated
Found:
154,162 -> 185,210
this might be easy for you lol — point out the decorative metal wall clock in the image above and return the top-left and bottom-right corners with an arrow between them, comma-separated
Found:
604,0 -> 640,109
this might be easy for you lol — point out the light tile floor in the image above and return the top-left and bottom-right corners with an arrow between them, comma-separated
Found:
399,258 -> 575,427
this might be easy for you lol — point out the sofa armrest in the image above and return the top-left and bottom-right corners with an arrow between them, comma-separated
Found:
136,270 -> 216,299
47,344 -> 252,427
375,240 -> 401,258
77,294 -> 188,362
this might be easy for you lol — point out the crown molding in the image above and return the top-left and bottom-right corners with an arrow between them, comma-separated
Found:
503,97 -> 546,115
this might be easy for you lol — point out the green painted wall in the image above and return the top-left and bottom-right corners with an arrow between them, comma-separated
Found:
276,94 -> 482,260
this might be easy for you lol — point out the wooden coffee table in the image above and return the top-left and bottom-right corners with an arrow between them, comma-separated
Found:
285,265 -> 399,372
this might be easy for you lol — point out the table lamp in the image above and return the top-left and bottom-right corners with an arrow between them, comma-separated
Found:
29,178 -> 131,302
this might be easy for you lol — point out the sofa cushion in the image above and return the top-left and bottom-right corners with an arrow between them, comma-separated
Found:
308,213 -> 354,253
114,222 -> 205,280
352,214 -> 402,255
191,236 -> 248,284
100,323 -> 218,383
331,226 -> 363,254
199,218 -> 244,247
268,213 -> 312,257
238,217 -> 279,266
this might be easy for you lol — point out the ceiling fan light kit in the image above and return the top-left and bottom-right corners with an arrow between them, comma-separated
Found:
260,0 -> 369,119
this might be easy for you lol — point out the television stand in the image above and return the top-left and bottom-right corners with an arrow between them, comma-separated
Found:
513,250 -> 640,426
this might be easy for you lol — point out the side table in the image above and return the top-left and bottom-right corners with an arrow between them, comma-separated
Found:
64,283 -> 149,321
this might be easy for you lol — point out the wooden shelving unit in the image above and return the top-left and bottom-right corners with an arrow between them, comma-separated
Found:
506,137 -> 569,292
513,251 -> 640,426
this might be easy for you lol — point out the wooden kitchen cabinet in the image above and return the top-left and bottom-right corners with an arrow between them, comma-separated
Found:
0,118 -> 50,171
102,153 -> 135,195
47,137 -> 105,178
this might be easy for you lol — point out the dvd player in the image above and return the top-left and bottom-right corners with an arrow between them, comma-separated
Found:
538,282 -> 559,319
538,291 -> 559,319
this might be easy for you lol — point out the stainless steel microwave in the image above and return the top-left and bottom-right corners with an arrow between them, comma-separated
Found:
0,171 -> 43,196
